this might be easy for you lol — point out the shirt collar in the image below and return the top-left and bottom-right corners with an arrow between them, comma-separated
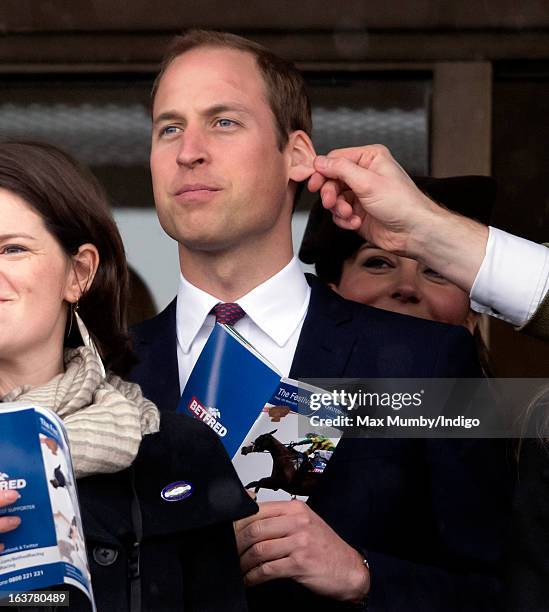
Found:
176,257 -> 310,353
238,257 -> 310,347
176,274 -> 219,354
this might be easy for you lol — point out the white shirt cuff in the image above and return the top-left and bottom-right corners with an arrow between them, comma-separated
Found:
470,227 -> 549,326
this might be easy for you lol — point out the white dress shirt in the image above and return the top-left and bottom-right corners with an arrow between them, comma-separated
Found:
470,226 -> 549,326
176,257 -> 311,393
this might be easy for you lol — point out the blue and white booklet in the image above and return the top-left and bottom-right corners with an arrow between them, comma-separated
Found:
232,378 -> 342,502
0,402 -> 95,609
178,324 -> 342,502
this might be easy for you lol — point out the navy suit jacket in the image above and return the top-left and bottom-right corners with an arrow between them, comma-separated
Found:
130,274 -> 511,611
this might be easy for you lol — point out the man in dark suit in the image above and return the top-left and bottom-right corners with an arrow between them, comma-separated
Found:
131,29 -> 510,610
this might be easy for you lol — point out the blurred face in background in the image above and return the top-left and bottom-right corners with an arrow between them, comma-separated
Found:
331,242 -> 477,332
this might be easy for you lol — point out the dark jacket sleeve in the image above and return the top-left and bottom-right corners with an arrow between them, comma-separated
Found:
79,412 -> 257,612
249,324 -> 512,612
182,523 -> 249,612
363,438 -> 511,612
134,412 -> 258,532
158,413 -> 255,612
362,327 -> 512,611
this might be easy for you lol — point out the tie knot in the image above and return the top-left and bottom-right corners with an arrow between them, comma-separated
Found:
211,302 -> 246,326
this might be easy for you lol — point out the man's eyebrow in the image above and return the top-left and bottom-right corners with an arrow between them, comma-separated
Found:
0,233 -> 36,241
203,103 -> 252,117
153,104 -> 252,126
152,111 -> 185,127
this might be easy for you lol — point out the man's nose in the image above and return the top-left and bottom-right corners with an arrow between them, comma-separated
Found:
175,125 -> 210,168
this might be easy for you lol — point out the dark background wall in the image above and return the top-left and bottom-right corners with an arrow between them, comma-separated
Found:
1,1 -> 548,375
1,2 -> 549,65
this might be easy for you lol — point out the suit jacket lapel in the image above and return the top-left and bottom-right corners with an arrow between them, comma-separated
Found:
290,274 -> 358,380
130,298 -> 180,412
132,277 -> 360,409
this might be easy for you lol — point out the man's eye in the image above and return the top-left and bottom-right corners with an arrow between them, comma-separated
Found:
215,118 -> 237,128
160,125 -> 180,136
362,257 -> 393,270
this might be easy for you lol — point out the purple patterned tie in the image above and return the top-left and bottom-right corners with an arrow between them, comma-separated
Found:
211,302 -> 246,326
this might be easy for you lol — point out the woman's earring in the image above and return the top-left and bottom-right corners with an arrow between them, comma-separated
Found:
67,302 -> 75,339
74,303 -> 106,379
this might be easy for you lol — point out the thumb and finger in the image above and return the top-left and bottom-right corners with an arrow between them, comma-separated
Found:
312,154 -> 381,201
306,167 -> 366,230
0,489 -> 20,509
332,192 -> 364,230
310,142 -> 416,196
323,144 -> 412,182
312,148 -> 431,226
0,515 -> 21,534
310,156 -> 375,228
0,491 -> 21,550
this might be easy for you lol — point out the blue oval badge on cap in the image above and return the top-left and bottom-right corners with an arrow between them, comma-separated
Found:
161,480 -> 193,502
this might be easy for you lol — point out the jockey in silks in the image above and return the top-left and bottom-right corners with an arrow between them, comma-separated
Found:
295,433 -> 335,457
290,433 -> 335,478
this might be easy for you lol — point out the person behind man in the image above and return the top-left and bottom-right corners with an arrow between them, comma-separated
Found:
306,143 -> 549,611
300,176 -> 496,374
307,145 -> 549,342
130,30 -> 511,610
300,175 -> 496,330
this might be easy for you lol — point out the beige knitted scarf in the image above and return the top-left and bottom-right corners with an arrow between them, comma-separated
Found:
2,346 -> 160,479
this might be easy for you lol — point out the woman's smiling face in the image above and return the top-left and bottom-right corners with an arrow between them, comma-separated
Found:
0,188 -> 75,363
332,243 -> 476,331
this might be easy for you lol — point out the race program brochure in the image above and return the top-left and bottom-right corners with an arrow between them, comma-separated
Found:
0,402 -> 95,609
179,325 -> 343,501
232,378 -> 342,502
178,323 -> 282,458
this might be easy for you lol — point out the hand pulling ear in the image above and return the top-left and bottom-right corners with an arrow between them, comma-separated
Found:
288,131 -> 317,183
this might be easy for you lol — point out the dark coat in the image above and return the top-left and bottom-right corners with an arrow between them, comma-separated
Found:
75,412 -> 257,612
507,437 -> 549,612
130,275 -> 512,612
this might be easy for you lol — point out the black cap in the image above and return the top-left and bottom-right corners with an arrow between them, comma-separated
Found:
299,175 -> 496,282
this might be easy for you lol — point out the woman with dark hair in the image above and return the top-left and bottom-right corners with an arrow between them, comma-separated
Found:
300,175 -> 494,326
0,141 -> 256,611
300,175 -> 496,372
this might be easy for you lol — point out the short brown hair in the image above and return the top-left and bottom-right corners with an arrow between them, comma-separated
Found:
0,141 -> 132,375
151,29 -> 312,151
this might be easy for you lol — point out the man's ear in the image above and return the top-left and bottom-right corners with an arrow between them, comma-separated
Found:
65,244 -> 100,302
287,130 -> 316,183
